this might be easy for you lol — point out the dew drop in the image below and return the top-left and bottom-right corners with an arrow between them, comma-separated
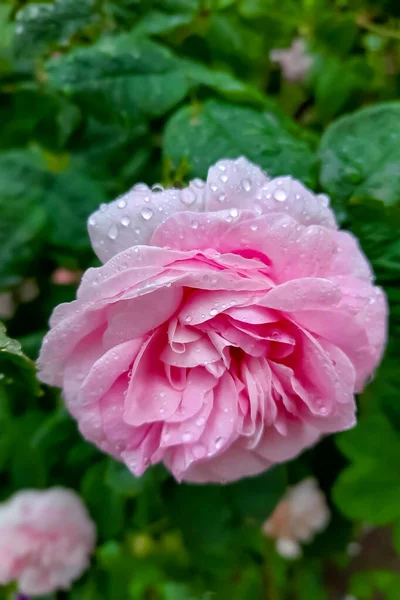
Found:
220,175 -> 228,183
192,178 -> 204,188
274,189 -> 287,202
210,184 -> 218,192
99,203 -> 107,212
318,194 -> 330,208
182,431 -> 193,442
191,219 -> 199,229
196,417 -> 206,427
217,163 -> 226,171
229,207 -> 239,218
88,215 -> 96,226
250,223 -> 258,231
108,225 -> 118,240
121,216 -> 131,227
218,193 -> 226,202
181,188 -> 196,206
117,198 -> 127,209
144,195 -> 151,203
210,308 -> 218,316
133,183 -> 148,191
185,315 -> 192,323
134,227 -> 141,235
141,207 -> 153,220
152,183 -> 164,192
215,436 -> 225,449
242,178 -> 252,192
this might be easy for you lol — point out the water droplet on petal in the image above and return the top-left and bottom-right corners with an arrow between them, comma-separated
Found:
218,193 -> 226,202
185,315 -> 192,323
192,178 -> 204,188
134,227 -> 141,235
274,189 -> 287,202
220,175 -> 228,183
141,207 -> 153,220
210,184 -> 218,192
318,194 -> 330,208
217,163 -> 226,171
99,203 -> 107,212
108,225 -> 118,240
117,198 -> 127,209
215,436 -> 225,449
152,183 -> 164,192
250,223 -> 258,231
196,417 -> 206,427
88,215 -> 96,226
121,216 -> 131,227
144,195 -> 151,203
133,183 -> 148,191
182,431 -> 193,442
191,219 -> 199,229
210,308 -> 218,316
229,207 -> 239,218
242,178 -> 251,192
182,188 -> 196,206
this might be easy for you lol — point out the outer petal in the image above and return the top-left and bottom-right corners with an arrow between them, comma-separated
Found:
205,156 -> 270,211
205,157 -> 336,229
88,181 -> 205,262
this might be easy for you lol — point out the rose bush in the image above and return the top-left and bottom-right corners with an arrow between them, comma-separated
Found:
37,157 -> 387,483
0,488 -> 95,596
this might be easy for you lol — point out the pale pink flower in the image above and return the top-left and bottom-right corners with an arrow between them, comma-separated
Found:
37,157 -> 387,483
0,488 -> 95,596
270,38 -> 313,83
51,268 -> 83,286
0,291 -> 15,319
263,477 -> 330,558
18,279 -> 39,303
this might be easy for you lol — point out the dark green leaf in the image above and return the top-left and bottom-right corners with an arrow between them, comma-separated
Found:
164,99 -> 317,185
0,322 -> 41,397
46,35 -> 190,122
14,0 -> 98,58
225,465 -> 287,520
319,102 -> 400,207
0,150 -> 48,286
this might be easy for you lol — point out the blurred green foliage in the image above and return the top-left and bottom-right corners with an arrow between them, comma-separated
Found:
1,0 -> 400,598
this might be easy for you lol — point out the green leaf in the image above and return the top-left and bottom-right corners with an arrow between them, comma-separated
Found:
14,0 -> 98,58
105,458 -> 147,498
44,160 -> 108,250
46,35 -> 190,122
164,99 -> 317,185
350,570 -> 400,600
182,60 -> 270,108
165,482 -> 234,566
0,150 -> 47,286
0,322 -> 41,397
393,519 -> 400,555
333,413 -> 400,525
312,55 -> 372,121
319,102 -> 400,207
81,461 -> 125,539
225,465 -> 287,520
133,10 -> 194,36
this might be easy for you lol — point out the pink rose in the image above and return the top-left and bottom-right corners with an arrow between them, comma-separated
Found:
37,157 -> 387,483
0,488 -> 95,596
270,38 -> 313,83
263,477 -> 330,558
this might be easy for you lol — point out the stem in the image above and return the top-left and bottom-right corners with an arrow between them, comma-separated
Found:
356,14 -> 400,41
